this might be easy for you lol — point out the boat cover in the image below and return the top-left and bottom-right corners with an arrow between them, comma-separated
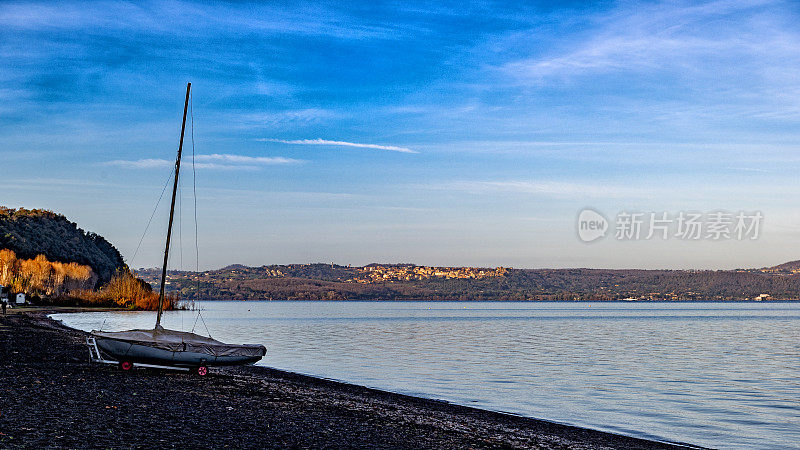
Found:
90,328 -> 266,358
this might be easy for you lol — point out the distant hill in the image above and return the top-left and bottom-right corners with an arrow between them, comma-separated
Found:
137,261 -> 800,302
0,207 -> 125,286
763,260 -> 800,272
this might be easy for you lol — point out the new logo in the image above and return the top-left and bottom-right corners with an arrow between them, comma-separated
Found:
577,208 -> 609,242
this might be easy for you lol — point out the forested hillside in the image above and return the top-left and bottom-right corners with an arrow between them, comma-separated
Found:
0,207 -> 125,286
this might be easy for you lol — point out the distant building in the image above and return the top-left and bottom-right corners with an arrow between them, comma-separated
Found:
753,293 -> 771,301
15,293 -> 26,304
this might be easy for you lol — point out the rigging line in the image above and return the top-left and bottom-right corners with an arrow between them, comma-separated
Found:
198,310 -> 212,338
191,310 -> 200,333
189,310 -> 211,338
190,90 -> 200,296
130,171 -> 174,265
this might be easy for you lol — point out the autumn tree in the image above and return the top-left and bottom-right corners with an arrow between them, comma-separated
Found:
0,248 -> 17,286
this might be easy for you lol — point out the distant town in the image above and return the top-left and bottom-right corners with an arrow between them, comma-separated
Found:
349,265 -> 509,283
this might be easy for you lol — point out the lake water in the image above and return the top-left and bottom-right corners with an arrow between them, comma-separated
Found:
52,301 -> 800,448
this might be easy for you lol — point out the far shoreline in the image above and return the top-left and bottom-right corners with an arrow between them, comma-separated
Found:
54,298 -> 800,303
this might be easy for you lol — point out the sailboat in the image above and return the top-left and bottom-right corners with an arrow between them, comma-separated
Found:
87,83 -> 267,375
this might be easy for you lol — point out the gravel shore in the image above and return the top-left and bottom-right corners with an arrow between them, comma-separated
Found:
0,312 -> 686,449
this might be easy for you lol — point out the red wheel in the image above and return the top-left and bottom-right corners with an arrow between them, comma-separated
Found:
197,365 -> 208,376
119,361 -> 133,371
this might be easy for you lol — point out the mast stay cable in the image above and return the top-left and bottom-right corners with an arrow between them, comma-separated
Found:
130,171 -> 173,266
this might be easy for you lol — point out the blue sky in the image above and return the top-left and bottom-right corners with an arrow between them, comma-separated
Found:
2,0 -> 800,270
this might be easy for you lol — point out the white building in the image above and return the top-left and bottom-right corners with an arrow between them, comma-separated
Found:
15,293 -> 25,304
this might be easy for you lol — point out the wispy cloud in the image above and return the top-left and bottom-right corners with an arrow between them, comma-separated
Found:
503,1 -> 799,83
235,109 -> 339,128
102,153 -> 301,170
0,1 -> 404,41
3,177 -> 110,187
102,158 -> 172,169
194,154 -> 302,165
201,186 -> 361,202
428,178 -> 800,203
726,166 -> 769,173
436,180 -> 645,199
266,138 -> 418,154
480,0 -> 800,141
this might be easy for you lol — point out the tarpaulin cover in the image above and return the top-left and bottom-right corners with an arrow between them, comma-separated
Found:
90,328 -> 266,358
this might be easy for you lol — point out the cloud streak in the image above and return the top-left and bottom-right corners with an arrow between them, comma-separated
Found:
102,158 -> 172,169
436,180 -> 646,199
266,138 -> 418,153
0,1 -> 404,41
194,154 -> 302,165
502,0 -> 800,82
102,153 -> 302,170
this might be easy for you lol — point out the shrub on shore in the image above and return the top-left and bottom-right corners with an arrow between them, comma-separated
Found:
68,268 -> 188,310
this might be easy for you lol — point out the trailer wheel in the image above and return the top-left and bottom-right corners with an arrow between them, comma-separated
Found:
119,361 -> 133,371
197,365 -> 208,376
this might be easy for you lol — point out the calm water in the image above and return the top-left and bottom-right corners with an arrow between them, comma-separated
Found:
53,301 -> 800,448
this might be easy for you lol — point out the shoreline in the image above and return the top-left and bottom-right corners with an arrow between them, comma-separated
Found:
1,309 -> 693,449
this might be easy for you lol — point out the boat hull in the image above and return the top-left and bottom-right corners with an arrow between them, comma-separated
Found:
95,336 -> 264,367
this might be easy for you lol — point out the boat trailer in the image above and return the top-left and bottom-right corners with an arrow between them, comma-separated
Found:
86,336 -> 208,376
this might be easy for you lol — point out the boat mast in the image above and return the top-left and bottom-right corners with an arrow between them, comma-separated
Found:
156,82 -> 191,329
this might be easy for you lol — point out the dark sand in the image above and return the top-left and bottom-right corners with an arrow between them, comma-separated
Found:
0,311 -> 690,449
